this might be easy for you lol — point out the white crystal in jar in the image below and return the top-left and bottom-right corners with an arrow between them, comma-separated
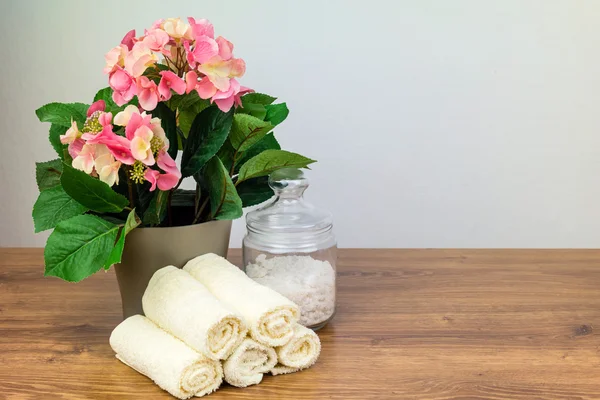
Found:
245,254 -> 335,327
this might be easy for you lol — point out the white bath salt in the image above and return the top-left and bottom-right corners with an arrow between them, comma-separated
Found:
245,254 -> 335,327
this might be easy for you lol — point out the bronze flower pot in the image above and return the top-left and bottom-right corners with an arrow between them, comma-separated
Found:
114,220 -> 232,319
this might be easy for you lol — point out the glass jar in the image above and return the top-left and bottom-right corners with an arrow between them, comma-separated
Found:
242,168 -> 336,330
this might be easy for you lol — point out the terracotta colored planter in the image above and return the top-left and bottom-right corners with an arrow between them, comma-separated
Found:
114,220 -> 232,319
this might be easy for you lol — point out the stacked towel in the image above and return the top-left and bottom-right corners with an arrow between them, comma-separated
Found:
142,266 -> 246,360
271,324 -> 321,375
109,315 -> 223,399
222,338 -> 278,387
184,253 -> 300,346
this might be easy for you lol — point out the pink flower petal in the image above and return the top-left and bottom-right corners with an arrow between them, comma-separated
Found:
157,150 -> 181,178
229,58 -> 246,78
185,71 -> 198,94
183,41 -> 196,68
138,90 -> 158,111
125,112 -> 143,140
188,17 -> 214,39
157,173 -> 179,190
216,36 -> 234,61
144,169 -> 160,191
68,138 -> 85,159
158,71 -> 186,100
87,100 -> 106,117
121,29 -> 136,50
109,68 -> 133,92
214,96 -> 235,112
136,76 -> 159,111
191,35 -> 219,64
196,78 -> 218,99
98,112 -> 112,127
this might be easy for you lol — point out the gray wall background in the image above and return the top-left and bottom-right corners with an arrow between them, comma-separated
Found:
1,0 -> 599,248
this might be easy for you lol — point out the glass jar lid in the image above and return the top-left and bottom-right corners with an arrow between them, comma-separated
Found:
245,168 -> 333,235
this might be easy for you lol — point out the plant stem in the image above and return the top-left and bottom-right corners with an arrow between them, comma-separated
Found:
192,197 -> 210,224
127,178 -> 134,208
229,151 -> 239,177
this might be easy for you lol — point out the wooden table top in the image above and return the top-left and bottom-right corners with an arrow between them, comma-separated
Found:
1,248 -> 600,399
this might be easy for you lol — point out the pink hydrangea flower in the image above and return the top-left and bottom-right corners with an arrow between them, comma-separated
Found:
212,79 -> 241,112
104,44 -> 128,74
143,28 -> 170,54
105,17 -> 251,114
94,145 -> 122,186
136,76 -> 159,111
82,125 -> 135,165
196,57 -> 246,92
72,144 -> 96,174
60,119 -> 80,145
144,168 -> 179,191
158,71 -> 186,101
162,18 -> 192,40
113,105 -> 140,126
124,111 -> 155,165
188,17 -> 214,39
184,37 -> 218,67
109,66 -> 137,106
124,42 -> 157,78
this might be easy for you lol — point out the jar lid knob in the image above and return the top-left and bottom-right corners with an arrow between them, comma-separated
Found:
268,168 -> 309,198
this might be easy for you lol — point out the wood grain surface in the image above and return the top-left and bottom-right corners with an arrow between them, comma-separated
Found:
1,248 -> 600,399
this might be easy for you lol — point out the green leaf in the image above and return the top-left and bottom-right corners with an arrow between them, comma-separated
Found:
236,177 -> 274,207
217,139 -> 236,172
61,164 -> 129,213
241,93 -> 276,106
48,124 -> 68,159
152,103 -> 178,159
178,100 -> 211,138
234,133 -> 280,172
264,103 -> 289,126
142,190 -> 168,226
170,93 -> 203,111
236,103 -> 267,120
35,102 -> 89,127
181,106 -> 234,178
32,186 -> 88,233
237,150 -> 316,184
203,156 -> 242,220
230,114 -> 274,152
44,215 -> 119,282
104,209 -> 141,269
35,159 -> 63,191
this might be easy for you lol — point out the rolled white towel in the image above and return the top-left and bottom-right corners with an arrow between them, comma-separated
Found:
109,315 -> 223,399
270,364 -> 299,376
222,337 -> 277,387
184,253 -> 299,347
271,324 -> 321,375
142,266 -> 246,360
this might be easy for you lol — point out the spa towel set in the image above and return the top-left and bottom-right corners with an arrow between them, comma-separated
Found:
109,253 -> 321,399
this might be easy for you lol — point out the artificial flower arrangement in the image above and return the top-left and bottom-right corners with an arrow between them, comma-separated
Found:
33,17 -> 315,283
